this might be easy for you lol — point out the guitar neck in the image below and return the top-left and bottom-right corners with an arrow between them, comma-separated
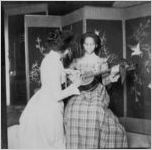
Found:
80,65 -> 135,79
64,64 -> 136,88
81,69 -> 111,79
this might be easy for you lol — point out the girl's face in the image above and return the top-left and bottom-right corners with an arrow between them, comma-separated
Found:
83,37 -> 96,54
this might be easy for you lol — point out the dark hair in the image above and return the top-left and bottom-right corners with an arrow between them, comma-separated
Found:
44,30 -> 76,54
80,32 -> 101,54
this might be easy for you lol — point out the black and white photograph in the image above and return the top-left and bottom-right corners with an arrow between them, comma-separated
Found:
1,1 -> 151,149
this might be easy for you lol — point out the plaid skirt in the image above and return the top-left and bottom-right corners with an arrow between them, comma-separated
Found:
64,84 -> 128,149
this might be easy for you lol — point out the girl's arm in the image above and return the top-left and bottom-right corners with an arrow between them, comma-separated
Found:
102,64 -> 120,85
99,58 -> 120,85
99,59 -> 112,85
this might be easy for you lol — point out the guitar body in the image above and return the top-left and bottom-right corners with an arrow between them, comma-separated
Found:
80,71 -> 95,86
76,69 -> 111,91
80,70 -> 112,86
65,63 -> 135,91
66,68 -> 111,92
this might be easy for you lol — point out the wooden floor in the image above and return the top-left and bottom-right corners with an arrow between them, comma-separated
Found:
7,105 -> 151,148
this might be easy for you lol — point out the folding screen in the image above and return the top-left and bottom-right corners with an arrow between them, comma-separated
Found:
126,16 -> 151,120
122,3 -> 151,134
4,4 -> 48,105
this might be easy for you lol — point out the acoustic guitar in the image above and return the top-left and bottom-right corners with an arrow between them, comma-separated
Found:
65,64 -> 135,91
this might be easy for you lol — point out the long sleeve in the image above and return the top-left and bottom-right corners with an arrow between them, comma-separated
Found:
99,59 -> 112,86
40,55 -> 79,102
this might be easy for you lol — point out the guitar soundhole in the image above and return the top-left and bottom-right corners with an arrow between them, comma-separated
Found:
81,71 -> 94,86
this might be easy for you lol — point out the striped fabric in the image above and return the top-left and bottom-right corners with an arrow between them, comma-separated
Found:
64,84 -> 128,149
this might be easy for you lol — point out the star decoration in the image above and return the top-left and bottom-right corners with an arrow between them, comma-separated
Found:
130,43 -> 143,57
94,29 -> 100,36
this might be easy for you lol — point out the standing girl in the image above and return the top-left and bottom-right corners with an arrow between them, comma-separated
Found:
64,32 -> 128,149
8,30 -> 81,148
